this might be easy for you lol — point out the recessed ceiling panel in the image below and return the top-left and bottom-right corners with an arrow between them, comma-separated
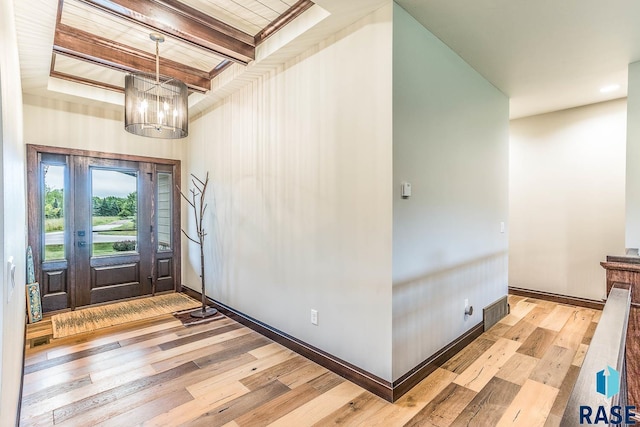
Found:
180,0 -> 298,35
53,54 -> 126,90
61,0 -> 226,71
61,0 -> 138,44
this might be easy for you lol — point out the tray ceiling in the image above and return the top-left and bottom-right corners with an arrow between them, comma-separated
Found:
180,0 -> 298,35
50,0 -> 313,94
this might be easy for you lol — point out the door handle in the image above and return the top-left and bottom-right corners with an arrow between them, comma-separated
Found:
148,275 -> 155,296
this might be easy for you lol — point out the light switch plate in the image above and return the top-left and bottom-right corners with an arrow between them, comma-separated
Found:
401,182 -> 412,198
7,256 -> 15,303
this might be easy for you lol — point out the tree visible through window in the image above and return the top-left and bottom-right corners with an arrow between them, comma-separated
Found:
91,169 -> 138,256
43,164 -> 65,261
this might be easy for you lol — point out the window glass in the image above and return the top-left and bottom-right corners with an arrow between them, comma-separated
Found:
91,169 -> 138,256
43,164 -> 65,261
157,172 -> 172,251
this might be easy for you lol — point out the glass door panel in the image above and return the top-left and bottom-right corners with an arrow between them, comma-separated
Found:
43,164 -> 66,261
91,168 -> 138,256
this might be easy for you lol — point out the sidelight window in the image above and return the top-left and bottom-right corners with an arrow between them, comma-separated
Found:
157,172 -> 172,251
43,163 -> 66,261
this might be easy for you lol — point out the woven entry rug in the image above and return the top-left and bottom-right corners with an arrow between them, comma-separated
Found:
173,307 -> 225,326
51,293 -> 201,339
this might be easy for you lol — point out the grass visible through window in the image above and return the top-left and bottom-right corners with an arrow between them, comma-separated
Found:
44,216 -> 127,232
44,218 -> 64,233
92,216 -> 122,226
45,243 -> 122,261
44,216 -> 137,260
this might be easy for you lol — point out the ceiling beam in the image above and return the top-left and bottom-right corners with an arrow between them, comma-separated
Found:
50,52 -> 123,93
53,24 -> 211,93
209,60 -> 232,80
255,0 -> 315,45
51,70 -> 125,94
75,0 -> 255,64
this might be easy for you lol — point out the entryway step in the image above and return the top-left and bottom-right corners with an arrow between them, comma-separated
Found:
26,318 -> 53,348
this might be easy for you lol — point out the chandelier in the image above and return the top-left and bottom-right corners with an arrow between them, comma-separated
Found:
124,33 -> 188,139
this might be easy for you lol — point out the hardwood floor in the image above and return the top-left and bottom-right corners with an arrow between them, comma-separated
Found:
20,296 -> 599,426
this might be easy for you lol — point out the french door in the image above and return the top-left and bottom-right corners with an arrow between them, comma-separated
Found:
27,145 -> 181,313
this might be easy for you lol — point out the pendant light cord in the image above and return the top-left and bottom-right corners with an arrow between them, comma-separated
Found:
155,39 -> 160,85
155,39 -> 161,126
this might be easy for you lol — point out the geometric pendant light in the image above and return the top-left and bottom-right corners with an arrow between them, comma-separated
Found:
124,33 -> 188,139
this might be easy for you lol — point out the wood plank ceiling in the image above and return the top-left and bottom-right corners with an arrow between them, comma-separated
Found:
50,0 -> 314,94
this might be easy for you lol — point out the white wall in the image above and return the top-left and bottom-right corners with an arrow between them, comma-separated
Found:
186,4 -> 393,381
627,62 -> 640,249
0,0 -> 27,424
23,95 -> 184,161
392,3 -> 509,381
510,99 -> 626,300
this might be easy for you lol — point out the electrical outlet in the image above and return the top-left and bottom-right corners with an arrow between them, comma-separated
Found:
310,309 -> 318,326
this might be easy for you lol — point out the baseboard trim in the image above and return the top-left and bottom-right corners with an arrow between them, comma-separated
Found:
508,286 -> 605,310
181,287 -> 394,400
181,286 -> 486,402
392,322 -> 484,401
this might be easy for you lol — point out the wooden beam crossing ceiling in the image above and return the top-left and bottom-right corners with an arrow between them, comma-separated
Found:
50,68 -> 125,94
255,0 -> 314,45
53,23 -> 211,92
74,0 -> 255,65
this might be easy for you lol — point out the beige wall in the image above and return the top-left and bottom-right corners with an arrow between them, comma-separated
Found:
509,99 -> 626,300
392,3 -> 509,381
0,0 -> 27,424
185,4 -> 393,380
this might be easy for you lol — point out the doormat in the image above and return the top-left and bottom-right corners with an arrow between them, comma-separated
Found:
173,307 -> 225,326
51,293 -> 201,339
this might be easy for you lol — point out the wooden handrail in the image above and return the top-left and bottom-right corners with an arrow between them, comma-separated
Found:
561,284 -> 631,426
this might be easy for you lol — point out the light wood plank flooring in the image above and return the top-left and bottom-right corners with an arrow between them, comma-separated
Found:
20,296 -> 599,426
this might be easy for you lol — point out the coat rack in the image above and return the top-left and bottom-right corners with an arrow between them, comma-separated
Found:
180,172 -> 218,318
